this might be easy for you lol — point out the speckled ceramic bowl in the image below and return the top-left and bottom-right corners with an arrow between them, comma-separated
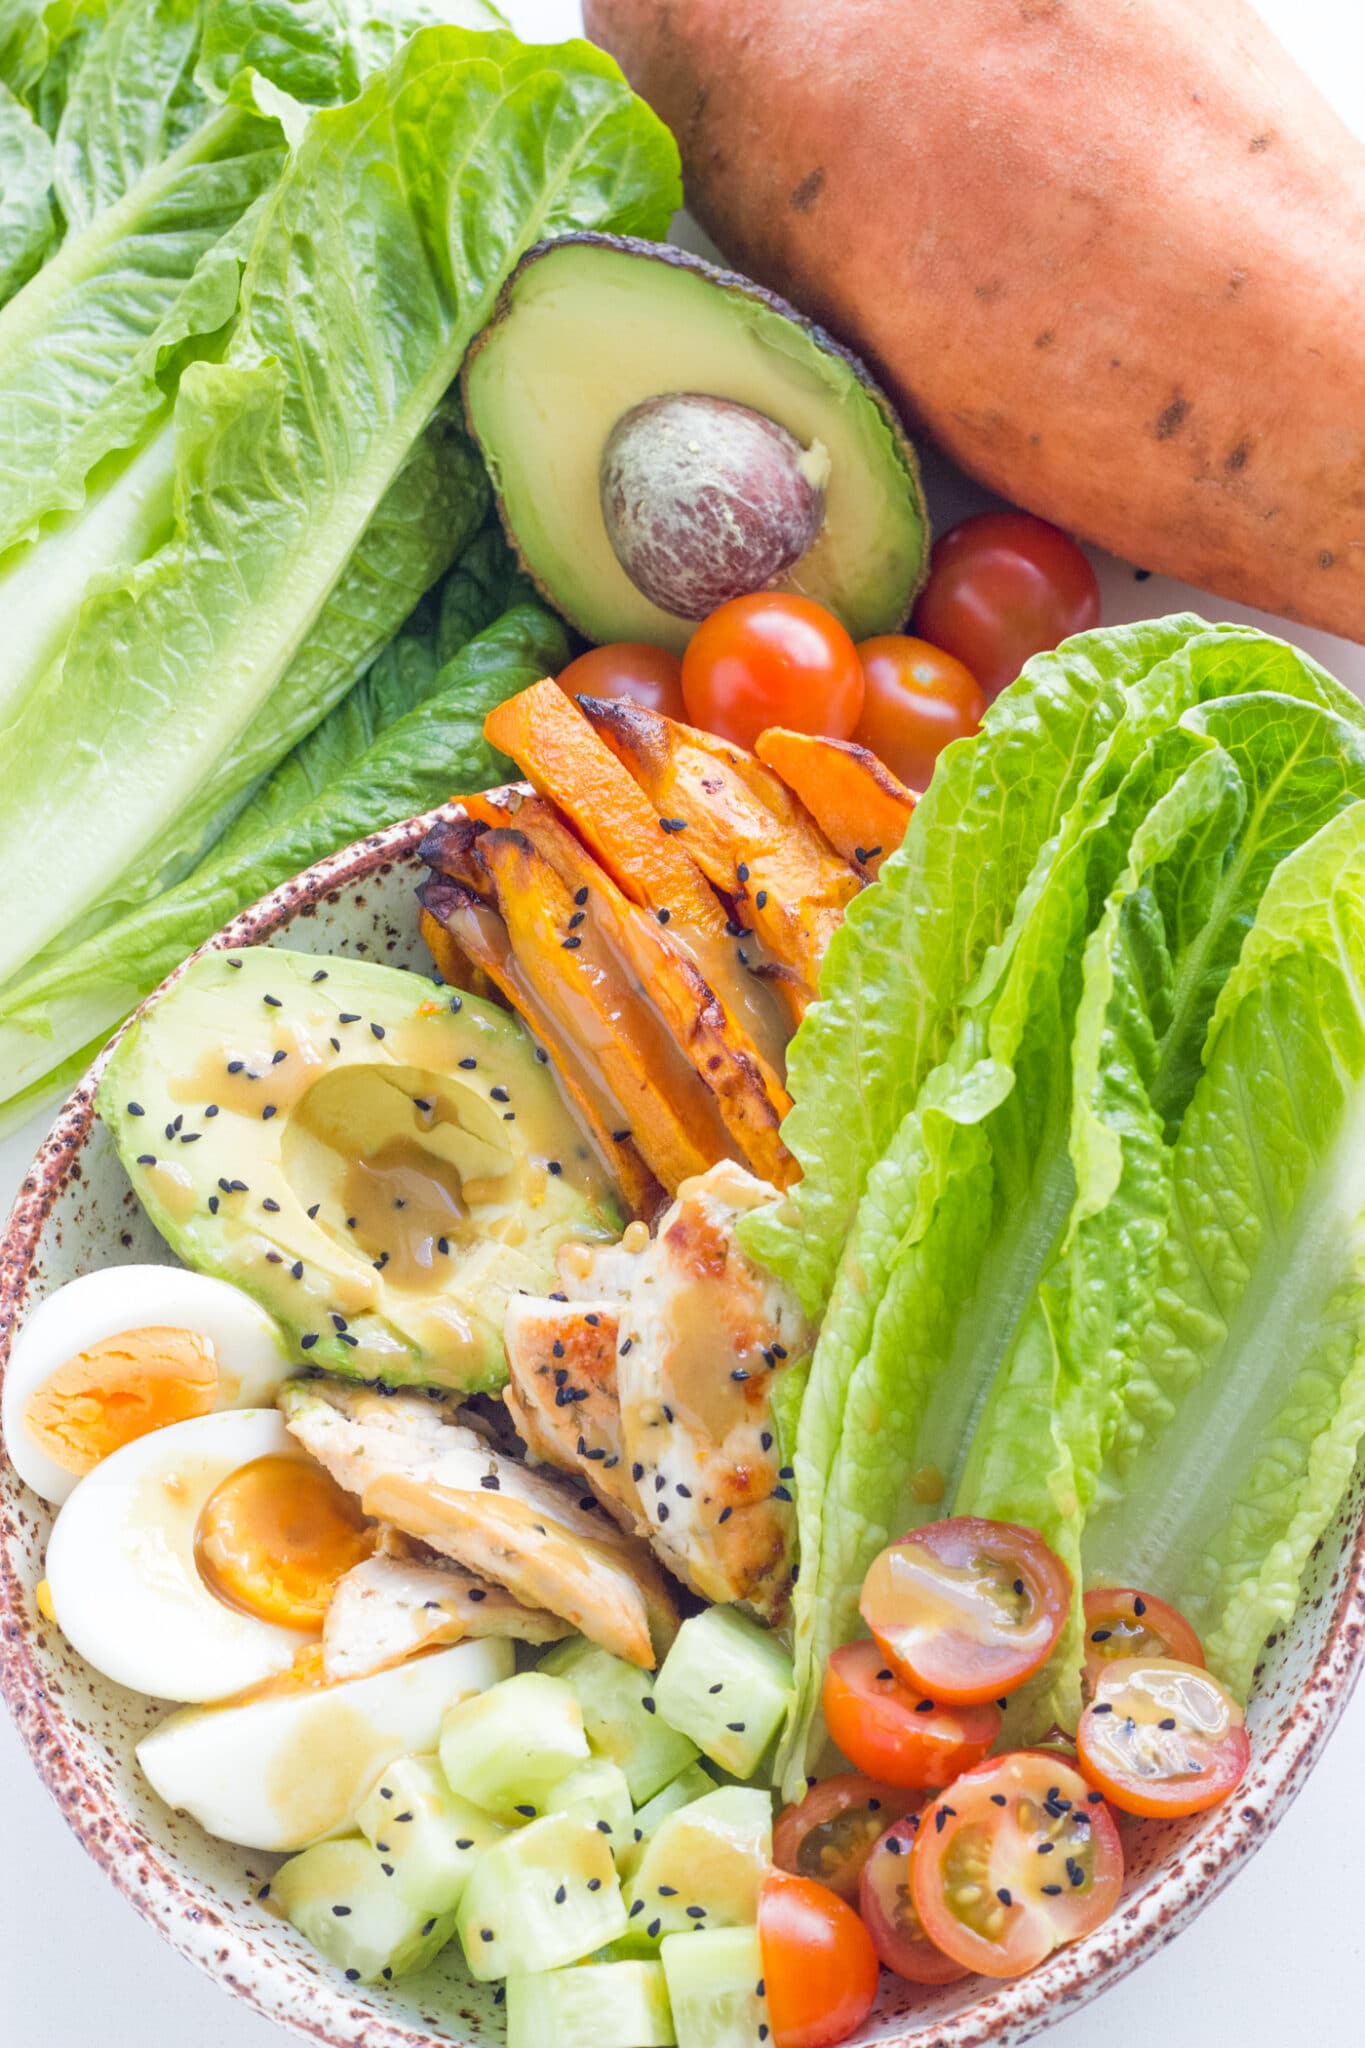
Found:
2,807 -> 1363,2048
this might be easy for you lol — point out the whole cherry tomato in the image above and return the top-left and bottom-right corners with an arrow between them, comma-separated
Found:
912,512 -> 1100,698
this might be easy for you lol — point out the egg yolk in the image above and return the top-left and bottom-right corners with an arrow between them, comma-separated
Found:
195,1456 -> 375,1630
22,1327 -> 219,1476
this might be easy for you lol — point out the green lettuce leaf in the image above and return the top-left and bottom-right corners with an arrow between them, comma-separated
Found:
0,0 -> 111,129
0,589 -> 563,1134
1084,799 -> 1365,1699
0,80 -> 55,302
198,0 -> 503,110
0,22 -> 679,988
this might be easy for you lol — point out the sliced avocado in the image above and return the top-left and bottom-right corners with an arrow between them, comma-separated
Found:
463,234 -> 927,652
98,948 -> 619,1390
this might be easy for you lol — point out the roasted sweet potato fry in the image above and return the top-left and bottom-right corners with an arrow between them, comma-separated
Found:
476,825 -> 740,1193
418,813 -> 492,891
416,874 -> 663,1217
755,728 -> 916,878
580,698 -> 861,1004
470,790 -> 795,1188
485,685 -> 791,1076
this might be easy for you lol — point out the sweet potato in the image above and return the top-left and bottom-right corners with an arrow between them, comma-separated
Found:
586,0 -> 1365,642
755,728 -> 915,877
580,697 -> 860,1003
416,873 -> 664,1217
475,826 -> 740,1194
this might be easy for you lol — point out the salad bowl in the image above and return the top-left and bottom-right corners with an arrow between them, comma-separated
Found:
2,808 -> 1363,2048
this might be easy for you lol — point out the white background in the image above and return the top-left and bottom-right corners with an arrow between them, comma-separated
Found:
2,0 -> 1363,2040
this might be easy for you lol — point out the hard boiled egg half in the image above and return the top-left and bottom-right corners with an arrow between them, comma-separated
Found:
44,1408 -> 375,1701
3,1265 -> 292,1506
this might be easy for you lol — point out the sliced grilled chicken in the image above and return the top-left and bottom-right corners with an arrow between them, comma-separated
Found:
519,1162 -> 813,1624
279,1379 -> 678,1668
502,1295 -> 645,1535
322,1552 -> 569,1683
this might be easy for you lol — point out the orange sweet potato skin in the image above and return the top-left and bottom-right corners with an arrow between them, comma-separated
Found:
586,0 -> 1365,643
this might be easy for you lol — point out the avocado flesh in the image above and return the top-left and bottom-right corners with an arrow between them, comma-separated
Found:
98,949 -> 620,1391
463,234 -> 928,653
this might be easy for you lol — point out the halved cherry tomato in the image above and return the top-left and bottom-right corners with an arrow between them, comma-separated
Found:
773,1772 -> 919,1904
682,593 -> 864,751
912,512 -> 1100,699
758,1870 -> 880,2048
910,1751 -> 1123,1979
1082,1588 -> 1205,1699
557,641 -> 686,719
859,1808 -> 968,1985
822,1640 -> 1001,1789
1077,1658 -> 1249,1818
860,1516 -> 1072,1707
853,635 -> 985,790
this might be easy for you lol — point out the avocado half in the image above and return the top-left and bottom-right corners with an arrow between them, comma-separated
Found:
462,235 -> 929,653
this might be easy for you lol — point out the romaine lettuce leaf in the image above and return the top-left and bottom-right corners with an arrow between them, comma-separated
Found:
0,588 -> 563,1133
0,80 -> 55,303
0,21 -> 679,987
1084,799 -> 1365,1698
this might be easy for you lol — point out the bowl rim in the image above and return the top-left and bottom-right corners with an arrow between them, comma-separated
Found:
1,807 -> 1363,2048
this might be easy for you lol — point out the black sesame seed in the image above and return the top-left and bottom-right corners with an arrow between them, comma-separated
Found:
632,1463 -> 644,1481
263,995 -> 282,1009
205,1105 -> 219,1118
456,1839 -> 474,1851
554,1884 -> 567,1904
307,1203 -> 319,1219
677,1483 -> 692,1498
300,1335 -> 318,1351
395,1813 -> 413,1824
686,1904 -> 706,1919
587,1877 -> 603,1893
629,1900 -> 644,1919
755,889 -> 768,909
480,1929 -> 494,1944
596,1820 -> 612,1835
480,1474 -> 500,1491
1067,1858 -> 1085,1887
1091,1628 -> 1112,1643
573,886 -> 590,907
1037,1842 -> 1055,1856
732,1368 -> 750,1382
642,1697 -> 657,1715
262,1105 -> 277,1120
709,1683 -> 723,1695
272,1049 -> 287,1066
612,1128 -> 631,1143
997,1886 -> 1013,1906
227,957 -> 242,969
567,910 -> 586,930
467,1588 -> 486,1604
760,1431 -> 773,1451
736,862 -> 750,882
514,1804 -> 535,1819
491,1085 -> 510,1103
459,1057 -> 477,1070
208,1196 -> 219,1215
179,1133 -> 201,1148
620,1337 -> 632,1354
1092,1703 -> 1114,1715
228,1061 -> 245,1074
339,1013 -> 360,1024
290,1260 -> 303,1279
381,1862 -> 394,1876
562,935 -> 582,950
1133,1597 -> 1147,1616
884,1837 -> 904,1857
991,1794 -> 1008,1807
312,970 -> 328,983
658,1502 -> 670,1521
772,1484 -> 792,1501
1013,1578 -> 1025,1595
329,1037 -> 341,1053
126,1102 -> 145,1117
263,1197 -> 281,1213
438,1237 -> 450,1255
1041,1883 -> 1064,1897
718,1506 -> 733,1523
332,1904 -> 351,1917
331,1313 -> 348,1332
771,1342 -> 787,1359
380,1788 -> 393,1799
345,1969 -> 360,1982
370,1022 -> 385,1041
257,1883 -> 271,1900
1159,1717 -> 1178,1730
726,1722 -> 746,1734
934,1805 -> 954,1833
136,1153 -> 156,1166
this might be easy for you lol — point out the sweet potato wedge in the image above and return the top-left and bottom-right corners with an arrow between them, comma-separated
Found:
580,697 -> 861,1002
755,728 -> 915,878
476,825 -> 740,1194
416,873 -> 664,1217
474,789 -> 795,1188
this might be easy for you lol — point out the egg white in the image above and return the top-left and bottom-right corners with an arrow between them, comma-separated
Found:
137,1636 -> 514,1850
3,1265 -> 291,1505
43,1408 -> 317,1703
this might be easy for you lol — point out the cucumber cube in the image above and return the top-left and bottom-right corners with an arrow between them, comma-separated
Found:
655,1610 -> 793,1779
541,1637 -> 698,1801
356,1754 -> 505,1915
507,1959 -> 676,2048
440,1671 -> 588,1821
272,1836 -> 455,1984
619,1761 -> 717,1878
546,1756 -> 635,1846
456,1811 -> 628,1980
661,1926 -> 769,2048
623,1788 -> 772,1947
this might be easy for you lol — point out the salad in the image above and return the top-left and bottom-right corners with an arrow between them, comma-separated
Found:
2,8 -> 1365,2048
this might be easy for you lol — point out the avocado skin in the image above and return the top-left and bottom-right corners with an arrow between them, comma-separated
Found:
462,232 -> 929,650
98,947 -> 619,1392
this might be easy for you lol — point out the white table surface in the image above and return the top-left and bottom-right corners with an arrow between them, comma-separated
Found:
3,0 -> 1364,2039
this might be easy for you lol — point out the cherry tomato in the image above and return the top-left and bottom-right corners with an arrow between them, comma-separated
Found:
1082,1588 -> 1205,1699
557,641 -> 686,719
860,1517 -> 1072,1707
852,635 -> 985,790
912,512 -> 1100,699
758,1870 -> 880,2048
859,1808 -> 968,1985
773,1773 -> 919,1904
822,1640 -> 1001,1789
682,593 -> 864,751
1077,1658 -> 1249,1818
910,1751 -> 1123,1979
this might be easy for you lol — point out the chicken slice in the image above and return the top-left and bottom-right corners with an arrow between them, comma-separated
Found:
321,1552 -> 570,1683
279,1379 -> 678,1668
502,1296 -> 646,1535
544,1162 -> 812,1624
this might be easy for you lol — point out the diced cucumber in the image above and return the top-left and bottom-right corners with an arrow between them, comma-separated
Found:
507,1959 -> 676,2048
356,1754 -> 505,1915
546,1756 -> 635,1847
655,1610 -> 793,1779
456,1811 -> 628,1980
272,1837 -> 456,1984
661,1926 -> 769,2048
541,1637 -> 698,1801
439,1671 -> 588,1821
623,1788 -> 772,1947
619,1761 -> 717,1878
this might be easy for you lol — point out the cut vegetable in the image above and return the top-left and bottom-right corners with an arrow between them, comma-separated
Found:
271,1836 -> 457,1984
507,1958 -> 677,2048
540,1638 -> 700,1803
456,1811 -> 628,1980
654,1607 -> 793,1779
660,1924 -> 769,2048
619,1761 -> 719,1878
623,1786 -> 772,1946
356,1754 -> 504,1916
754,727 -> 915,876
545,1756 -> 635,1846
437,1671 -> 589,1821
